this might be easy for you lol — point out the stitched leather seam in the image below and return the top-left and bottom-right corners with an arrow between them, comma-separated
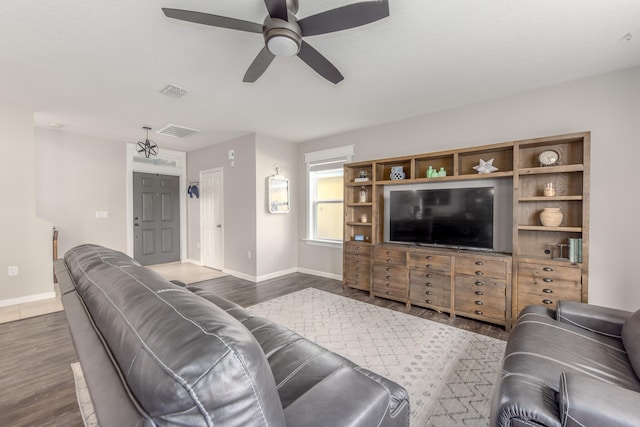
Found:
566,413 -> 587,427
557,314 -> 623,339
504,351 -> 618,386
501,371 -> 556,389
516,320 -> 626,353
275,352 -> 325,389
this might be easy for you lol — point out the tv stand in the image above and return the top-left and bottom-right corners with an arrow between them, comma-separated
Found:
343,132 -> 590,330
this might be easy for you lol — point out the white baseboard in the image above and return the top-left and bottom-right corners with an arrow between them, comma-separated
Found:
297,268 -> 342,281
222,268 -> 258,282
256,267 -> 298,283
0,291 -> 57,308
183,259 -> 203,266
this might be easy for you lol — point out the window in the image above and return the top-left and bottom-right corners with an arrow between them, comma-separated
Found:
305,145 -> 354,244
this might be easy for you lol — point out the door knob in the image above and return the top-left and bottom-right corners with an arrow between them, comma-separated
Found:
217,224 -> 222,228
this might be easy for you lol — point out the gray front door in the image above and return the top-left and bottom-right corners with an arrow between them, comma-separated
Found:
133,172 -> 180,266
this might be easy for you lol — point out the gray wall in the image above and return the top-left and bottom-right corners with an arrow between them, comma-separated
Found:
35,128 -> 127,256
187,134 -> 257,277
255,134 -> 298,278
0,103 -> 52,301
297,65 -> 640,312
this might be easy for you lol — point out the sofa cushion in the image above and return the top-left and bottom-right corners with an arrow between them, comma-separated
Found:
64,245 -> 287,427
622,309 -> 640,378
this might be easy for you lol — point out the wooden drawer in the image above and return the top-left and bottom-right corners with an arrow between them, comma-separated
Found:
409,269 -> 450,290
373,264 -> 407,299
409,250 -> 451,272
455,256 -> 508,280
517,262 -> 581,283
345,254 -> 370,271
373,246 -> 408,266
517,262 -> 581,312
410,282 -> 450,308
455,277 -> 505,322
344,264 -> 370,282
345,243 -> 372,257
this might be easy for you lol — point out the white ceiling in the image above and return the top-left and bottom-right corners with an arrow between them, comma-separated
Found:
1,0 -> 638,152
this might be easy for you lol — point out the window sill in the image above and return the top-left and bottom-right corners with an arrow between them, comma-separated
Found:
303,239 -> 343,249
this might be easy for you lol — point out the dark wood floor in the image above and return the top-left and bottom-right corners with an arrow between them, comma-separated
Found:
0,272 -> 508,426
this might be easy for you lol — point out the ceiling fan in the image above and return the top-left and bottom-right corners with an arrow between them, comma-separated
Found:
162,0 -> 389,84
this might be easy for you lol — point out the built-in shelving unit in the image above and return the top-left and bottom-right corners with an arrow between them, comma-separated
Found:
343,131 -> 590,329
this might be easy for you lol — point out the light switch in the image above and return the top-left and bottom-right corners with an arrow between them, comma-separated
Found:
96,211 -> 109,219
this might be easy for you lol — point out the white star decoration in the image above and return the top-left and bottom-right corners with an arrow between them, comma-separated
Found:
473,158 -> 498,174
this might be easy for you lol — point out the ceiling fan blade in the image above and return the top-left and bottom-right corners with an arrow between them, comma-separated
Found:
298,1 -> 389,37
243,47 -> 276,83
297,41 -> 344,84
162,8 -> 263,33
263,0 -> 289,21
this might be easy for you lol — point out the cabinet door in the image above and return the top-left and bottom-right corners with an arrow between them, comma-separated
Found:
409,269 -> 451,309
372,264 -> 408,299
517,262 -> 581,314
455,275 -> 506,323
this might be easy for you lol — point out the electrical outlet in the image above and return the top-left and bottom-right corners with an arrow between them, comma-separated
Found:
8,266 -> 18,276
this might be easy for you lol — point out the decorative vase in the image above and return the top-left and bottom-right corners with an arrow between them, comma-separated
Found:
359,186 -> 368,203
390,166 -> 406,180
540,208 -> 563,227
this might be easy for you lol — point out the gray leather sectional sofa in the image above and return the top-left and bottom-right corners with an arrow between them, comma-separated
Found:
56,244 -> 409,427
491,302 -> 640,426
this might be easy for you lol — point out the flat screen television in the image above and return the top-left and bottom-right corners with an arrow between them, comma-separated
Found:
388,187 -> 495,250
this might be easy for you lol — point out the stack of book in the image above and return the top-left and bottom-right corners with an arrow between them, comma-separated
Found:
569,238 -> 583,263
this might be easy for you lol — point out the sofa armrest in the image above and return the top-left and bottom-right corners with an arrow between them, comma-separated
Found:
559,372 -> 640,427
284,367 -> 397,427
556,300 -> 631,338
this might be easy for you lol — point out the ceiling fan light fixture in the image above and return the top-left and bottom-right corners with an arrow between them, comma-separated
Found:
267,34 -> 299,56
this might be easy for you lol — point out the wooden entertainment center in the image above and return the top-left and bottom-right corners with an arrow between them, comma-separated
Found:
343,132 -> 590,330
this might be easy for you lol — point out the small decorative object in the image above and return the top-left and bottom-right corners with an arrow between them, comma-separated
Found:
438,167 -> 447,177
354,234 -> 365,241
473,158 -> 498,174
426,165 -> 434,178
359,186 -> 368,203
540,208 -> 563,227
360,213 -> 368,223
389,166 -> 406,180
354,170 -> 369,182
543,182 -> 556,197
267,173 -> 290,213
538,149 -> 560,167
136,126 -> 158,158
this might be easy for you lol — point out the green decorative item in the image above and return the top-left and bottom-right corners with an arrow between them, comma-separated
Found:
427,166 -> 434,178
438,167 -> 446,177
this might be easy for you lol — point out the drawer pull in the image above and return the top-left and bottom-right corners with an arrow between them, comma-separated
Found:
387,259 -> 393,263
386,291 -> 392,295
426,264 -> 433,269
386,251 -> 392,255
386,283 -> 392,287
543,278 -> 553,283
356,246 -> 361,251
543,267 -> 554,272
386,276 -> 392,280
543,288 -> 553,294
425,282 -> 433,287
475,281 -> 483,286
475,290 -> 483,296
475,300 -> 483,306
425,273 -> 432,278
475,261 -> 484,266
356,253 -> 361,257
355,267 -> 360,272
355,275 -> 360,279
475,271 -> 484,276
426,255 -> 433,260
474,310 -> 483,315
425,290 -> 432,295
543,299 -> 553,305
386,268 -> 392,272
425,299 -> 433,304
355,260 -> 361,265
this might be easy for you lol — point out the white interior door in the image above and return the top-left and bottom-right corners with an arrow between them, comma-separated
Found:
200,168 -> 224,270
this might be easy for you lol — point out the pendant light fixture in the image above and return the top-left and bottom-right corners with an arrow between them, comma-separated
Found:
137,126 -> 159,158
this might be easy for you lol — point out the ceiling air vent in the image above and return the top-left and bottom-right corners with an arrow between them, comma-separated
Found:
159,84 -> 188,98
156,124 -> 200,138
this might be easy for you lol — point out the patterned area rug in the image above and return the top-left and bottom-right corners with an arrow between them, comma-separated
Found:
248,288 -> 506,426
71,362 -> 98,427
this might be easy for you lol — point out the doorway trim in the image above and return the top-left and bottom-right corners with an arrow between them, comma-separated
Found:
126,143 -> 187,261
200,167 -> 224,270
